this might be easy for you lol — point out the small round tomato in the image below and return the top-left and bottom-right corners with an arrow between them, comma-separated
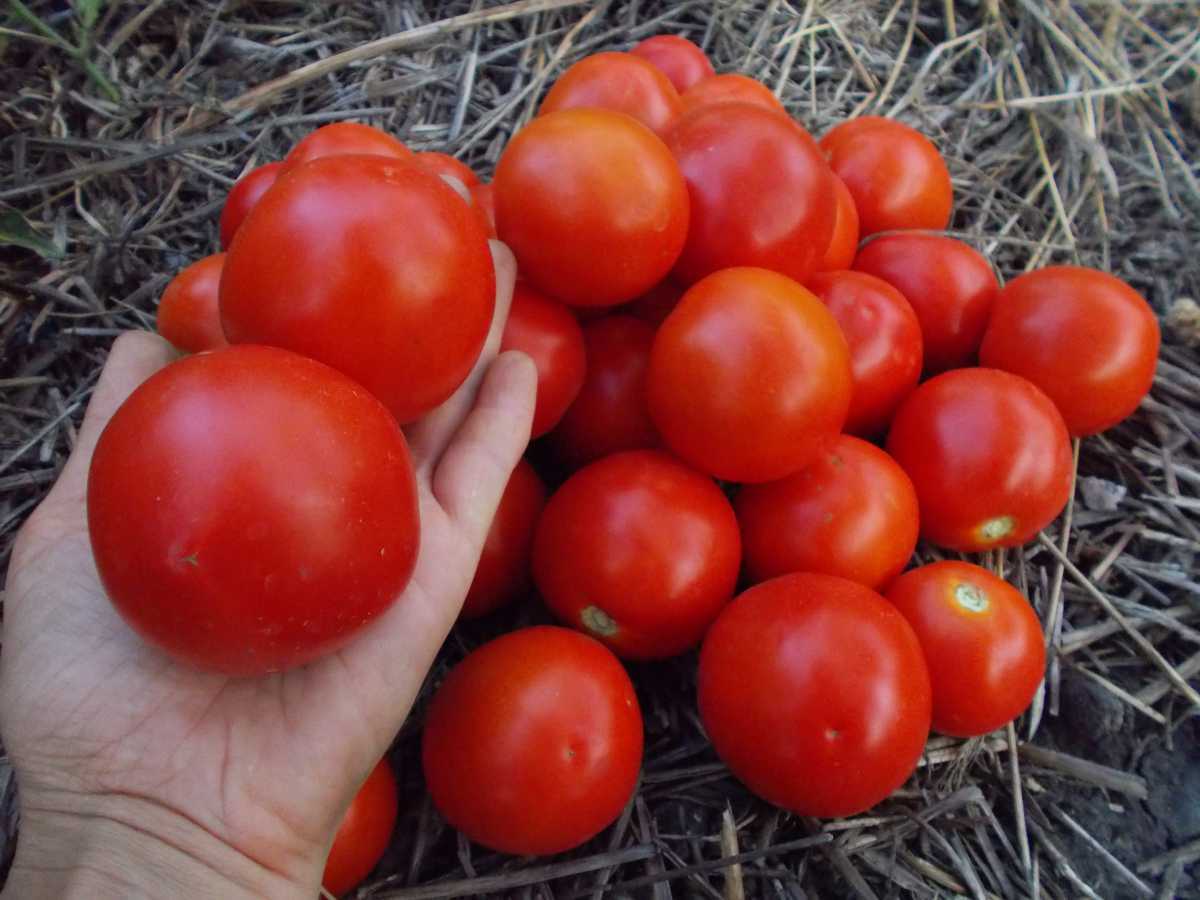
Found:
280,122 -> 411,174
886,562 -> 1046,737
88,346 -> 420,675
540,51 -> 682,138
807,270 -> 922,436
886,368 -> 1073,552
422,626 -> 643,855
156,253 -> 228,353
678,73 -> 785,116
414,150 -> 479,188
647,268 -> 851,483
495,109 -> 689,307
630,34 -> 714,93
323,759 -> 397,897
736,435 -> 919,590
699,573 -> 931,818
853,233 -> 998,374
668,104 -> 834,285
820,116 -> 952,235
816,175 -> 860,272
219,162 -> 282,249
533,450 -> 740,659
221,155 -> 494,424
470,181 -> 497,237
980,266 -> 1161,436
627,280 -> 683,327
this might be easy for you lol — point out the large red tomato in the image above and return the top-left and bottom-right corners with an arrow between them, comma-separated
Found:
699,573 -> 931,818
87,346 -> 420,675
219,162 -> 282,249
422,626 -> 643,855
886,562 -> 1046,737
156,253 -> 228,353
280,121 -> 411,173
532,450 -> 740,659
630,34 -> 714,93
539,52 -> 682,138
647,267 -> 851,483
495,109 -> 689,307
220,155 -> 494,424
668,103 -> 835,285
678,73 -> 785,116
819,116 -> 952,235
980,266 -> 1161,436
322,759 -> 397,897
736,435 -> 919,590
815,174 -> 860,272
853,233 -> 998,374
414,150 -> 479,188
886,368 -> 1073,552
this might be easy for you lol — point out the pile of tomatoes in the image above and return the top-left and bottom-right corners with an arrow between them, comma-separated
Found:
90,32 -> 1162,894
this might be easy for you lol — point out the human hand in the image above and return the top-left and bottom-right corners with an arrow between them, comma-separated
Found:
0,243 -> 535,899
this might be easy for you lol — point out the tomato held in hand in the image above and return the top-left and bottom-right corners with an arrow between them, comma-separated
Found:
221,155 -> 494,424
280,122 -> 411,174
533,450 -> 740,659
980,266 -> 1160,436
886,368 -> 1073,552
736,435 -> 919,590
414,151 -> 479,188
540,52 -> 682,138
647,268 -> 851,483
630,34 -> 714,93
422,627 -> 643,856
470,181 -> 497,237
323,759 -> 398,897
88,346 -> 420,675
156,253 -> 228,353
678,73 -> 785,116
699,573 -> 931,818
219,162 -> 282,249
816,174 -> 860,272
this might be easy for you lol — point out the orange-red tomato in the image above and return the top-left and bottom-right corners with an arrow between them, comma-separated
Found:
540,51 -> 682,138
678,73 -> 785,116
280,121 -> 411,174
322,759 -> 397,897
219,162 -> 282,249
816,175 -> 860,272
630,34 -> 714,93
414,150 -> 479,188
156,253 -> 228,353
470,181 -> 497,237
627,280 -> 684,327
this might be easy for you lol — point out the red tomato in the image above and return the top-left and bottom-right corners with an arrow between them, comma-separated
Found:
220,155 -> 494,424
678,73 -> 785,116
647,268 -> 851,483
496,109 -> 689,307
540,52 -> 682,138
807,270 -> 923,436
816,174 -> 860,272
470,181 -> 497,237
414,150 -> 479,188
886,368 -> 1073,552
156,253 -> 228,353
699,573 -> 931,818
627,280 -> 683,327
819,116 -> 952,235
980,266 -> 1161,436
219,162 -> 282,250
422,626 -> 643,855
547,316 -> 659,469
533,450 -> 740,659
630,34 -> 714,93
668,103 -> 835,285
853,233 -> 998,374
323,759 -> 398,897
87,346 -> 420,675
736,435 -> 919,590
280,122 -> 411,174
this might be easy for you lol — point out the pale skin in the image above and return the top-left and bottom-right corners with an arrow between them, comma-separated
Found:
0,243 -> 536,899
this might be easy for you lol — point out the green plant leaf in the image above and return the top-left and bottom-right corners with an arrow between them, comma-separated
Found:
74,0 -> 103,31
0,208 -> 63,259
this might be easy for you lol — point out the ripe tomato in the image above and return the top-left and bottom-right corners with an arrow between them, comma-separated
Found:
886,368 -> 1073,552
87,346 -> 420,675
647,267 -> 851,483
668,103 -> 834,285
627,280 -> 683,327
885,562 -> 1045,737
219,162 -> 282,249
414,150 -> 479,188
532,450 -> 740,659
816,174 -> 860,272
280,122 -> 411,174
470,181 -> 497,237
678,73 -> 784,116
539,52 -> 682,138
853,233 -> 998,374
630,34 -> 714,93
323,759 -> 397,897
699,573 -> 931,818
221,155 -> 494,424
495,109 -> 689,307
156,253 -> 228,353
422,626 -> 642,855
980,266 -> 1161,436
736,435 -> 919,590
807,270 -> 923,436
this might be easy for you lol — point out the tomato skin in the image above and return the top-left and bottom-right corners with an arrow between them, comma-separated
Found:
885,562 -> 1046,737
87,346 -> 420,675
699,573 -> 931,818
678,73 -> 784,116
853,234 -> 998,374
422,626 -> 643,856
322,759 -> 398,897
627,280 -> 684,327
819,116 -> 952,235
495,109 -> 689,307
219,162 -> 282,250
668,104 -> 835,286
414,150 -> 479,188
630,34 -> 714,93
540,52 -> 682,138
533,450 -> 740,659
647,267 -> 851,483
816,175 -> 860,272
736,435 -> 919,590
280,122 -> 411,174
807,270 -> 923,436
979,266 -> 1161,436
886,368 -> 1073,552
156,253 -> 228,353
469,182 -> 497,237
220,155 -> 495,424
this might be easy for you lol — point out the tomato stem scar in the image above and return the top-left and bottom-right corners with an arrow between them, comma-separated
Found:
977,515 -> 1015,542
954,583 -> 989,613
581,605 -> 619,637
